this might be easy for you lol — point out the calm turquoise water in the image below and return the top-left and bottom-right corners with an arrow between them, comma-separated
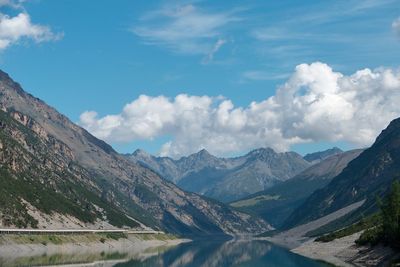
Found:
1,239 -> 332,267
116,239 -> 331,267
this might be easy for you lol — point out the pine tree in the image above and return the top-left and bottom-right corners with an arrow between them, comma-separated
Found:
380,180 -> 400,248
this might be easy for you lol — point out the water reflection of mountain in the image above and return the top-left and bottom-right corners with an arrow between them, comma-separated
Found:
0,239 -> 330,267
114,240 -> 329,267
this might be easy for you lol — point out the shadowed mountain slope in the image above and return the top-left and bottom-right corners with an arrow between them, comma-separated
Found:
284,117 -> 400,230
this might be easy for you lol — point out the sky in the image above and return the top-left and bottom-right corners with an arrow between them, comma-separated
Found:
0,0 -> 400,158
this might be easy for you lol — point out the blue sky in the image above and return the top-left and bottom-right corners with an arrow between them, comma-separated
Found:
1,0 -> 400,157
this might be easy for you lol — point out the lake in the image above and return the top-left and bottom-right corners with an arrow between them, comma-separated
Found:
0,239 -> 332,267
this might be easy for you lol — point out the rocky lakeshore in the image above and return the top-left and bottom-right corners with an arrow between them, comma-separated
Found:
292,232 -> 398,267
261,200 -> 399,267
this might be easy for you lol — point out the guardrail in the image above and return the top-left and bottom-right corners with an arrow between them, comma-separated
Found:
0,228 -> 164,235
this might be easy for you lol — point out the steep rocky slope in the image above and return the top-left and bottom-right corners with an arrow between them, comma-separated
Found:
0,70 -> 270,235
230,149 -> 363,228
128,148 -> 311,202
0,109 -> 139,229
284,117 -> 400,230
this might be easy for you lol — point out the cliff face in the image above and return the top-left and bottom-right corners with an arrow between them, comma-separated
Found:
0,70 -> 271,235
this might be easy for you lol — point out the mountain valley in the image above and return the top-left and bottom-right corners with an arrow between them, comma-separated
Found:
0,70 -> 270,235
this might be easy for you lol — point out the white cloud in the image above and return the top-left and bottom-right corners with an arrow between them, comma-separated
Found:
393,17 -> 400,37
79,62 -> 400,158
202,38 -> 226,64
132,4 -> 238,56
0,2 -> 62,51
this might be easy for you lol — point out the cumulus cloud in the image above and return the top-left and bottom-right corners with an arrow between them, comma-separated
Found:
0,2 -> 61,50
79,62 -> 400,158
132,4 -> 238,56
393,17 -> 400,37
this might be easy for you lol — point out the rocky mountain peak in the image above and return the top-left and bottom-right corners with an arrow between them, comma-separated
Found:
132,148 -> 152,158
246,147 -> 276,159
303,147 -> 344,163
191,148 -> 213,159
0,69 -> 26,99
375,117 -> 400,145
128,145 -> 311,202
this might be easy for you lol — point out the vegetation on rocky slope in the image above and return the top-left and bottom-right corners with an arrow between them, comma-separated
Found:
357,181 -> 400,249
0,109 -> 139,228
315,214 -> 380,242
314,180 -> 400,252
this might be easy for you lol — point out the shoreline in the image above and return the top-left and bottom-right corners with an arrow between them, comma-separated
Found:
0,233 -> 190,266
291,233 -> 398,267
285,232 -> 397,267
291,233 -> 361,267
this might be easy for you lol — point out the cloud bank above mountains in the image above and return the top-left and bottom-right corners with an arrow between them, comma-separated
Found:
79,62 -> 400,158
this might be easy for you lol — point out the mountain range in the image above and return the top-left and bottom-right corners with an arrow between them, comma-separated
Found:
0,70 -> 270,235
230,149 -> 364,228
127,147 -> 313,202
4,68 -> 400,241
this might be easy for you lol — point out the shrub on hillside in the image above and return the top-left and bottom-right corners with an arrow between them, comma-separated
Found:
356,180 -> 400,249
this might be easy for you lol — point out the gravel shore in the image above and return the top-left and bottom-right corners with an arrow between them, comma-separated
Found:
292,232 -> 398,267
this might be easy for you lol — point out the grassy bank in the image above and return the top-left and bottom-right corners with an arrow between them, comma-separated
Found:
314,214 -> 380,243
0,232 -> 178,246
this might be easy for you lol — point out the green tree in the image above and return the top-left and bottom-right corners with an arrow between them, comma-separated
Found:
380,180 -> 400,248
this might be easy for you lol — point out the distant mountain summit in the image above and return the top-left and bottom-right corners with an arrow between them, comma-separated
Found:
0,69 -> 270,235
127,147 -> 311,202
303,147 -> 343,163
129,148 -> 231,184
